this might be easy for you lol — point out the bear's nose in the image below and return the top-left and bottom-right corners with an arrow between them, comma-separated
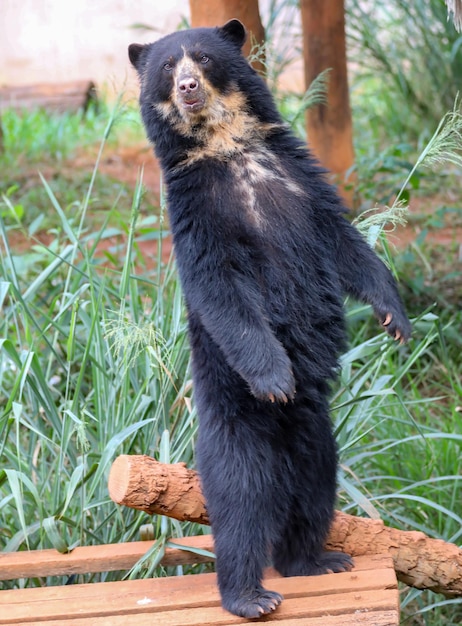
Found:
178,77 -> 198,93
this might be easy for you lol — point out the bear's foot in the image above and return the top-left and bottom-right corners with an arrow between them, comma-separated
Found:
311,550 -> 354,574
249,359 -> 296,404
222,587 -> 283,619
276,550 -> 353,577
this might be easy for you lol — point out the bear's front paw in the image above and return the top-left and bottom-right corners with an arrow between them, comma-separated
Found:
379,309 -> 412,344
249,361 -> 296,404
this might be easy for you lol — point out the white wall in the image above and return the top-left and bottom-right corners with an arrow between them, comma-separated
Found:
0,1 -> 303,100
0,0 -> 189,99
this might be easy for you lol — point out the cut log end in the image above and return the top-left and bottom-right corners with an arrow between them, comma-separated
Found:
109,455 -> 209,525
108,454 -> 132,505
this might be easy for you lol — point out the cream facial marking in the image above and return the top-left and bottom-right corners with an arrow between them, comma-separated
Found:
171,51 -> 207,116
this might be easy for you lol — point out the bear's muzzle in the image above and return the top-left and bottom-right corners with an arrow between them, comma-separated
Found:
176,72 -> 206,113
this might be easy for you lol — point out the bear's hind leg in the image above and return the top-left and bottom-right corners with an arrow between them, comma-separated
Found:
273,404 -> 353,578
196,417 -> 284,618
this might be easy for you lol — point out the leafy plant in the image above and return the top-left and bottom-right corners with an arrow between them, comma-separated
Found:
0,98 -> 146,230
347,0 -> 462,143
0,102 -> 198,585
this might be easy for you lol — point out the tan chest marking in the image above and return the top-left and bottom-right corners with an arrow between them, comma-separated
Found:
152,51 -> 280,160
230,149 -> 305,228
151,53 -> 305,225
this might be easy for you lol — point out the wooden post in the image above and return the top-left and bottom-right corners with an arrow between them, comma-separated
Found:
189,0 -> 266,73
300,0 -> 355,200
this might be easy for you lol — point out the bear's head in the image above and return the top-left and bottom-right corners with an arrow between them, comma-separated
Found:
129,20 -> 248,124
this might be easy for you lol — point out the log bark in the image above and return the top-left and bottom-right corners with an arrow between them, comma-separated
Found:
109,455 -> 462,597
109,454 -> 208,525
300,0 -> 355,203
189,0 -> 265,74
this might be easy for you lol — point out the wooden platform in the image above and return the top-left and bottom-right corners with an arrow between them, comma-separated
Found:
0,537 -> 400,625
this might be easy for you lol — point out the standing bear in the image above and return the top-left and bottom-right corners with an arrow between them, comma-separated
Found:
129,19 -> 411,619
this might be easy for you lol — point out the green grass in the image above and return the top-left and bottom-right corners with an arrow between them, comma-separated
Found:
0,103 -> 108,163
0,101 -> 200,579
347,0 -> 462,145
0,99 -> 147,231
0,170 -> 199,578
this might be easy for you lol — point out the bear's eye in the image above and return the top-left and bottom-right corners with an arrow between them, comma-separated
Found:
200,55 -> 209,65
163,62 -> 173,72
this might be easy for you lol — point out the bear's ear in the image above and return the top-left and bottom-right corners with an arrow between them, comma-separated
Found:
218,19 -> 247,49
128,43 -> 146,70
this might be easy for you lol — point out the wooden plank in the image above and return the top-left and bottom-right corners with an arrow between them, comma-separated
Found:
0,565 -> 397,624
31,612 -> 400,626
0,537 -> 391,580
244,613 -> 400,626
0,535 -> 215,580
113,590 -> 399,624
1,565 -> 397,608
2,592 -> 399,625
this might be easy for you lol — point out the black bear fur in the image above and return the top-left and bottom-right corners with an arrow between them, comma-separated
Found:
129,19 -> 411,619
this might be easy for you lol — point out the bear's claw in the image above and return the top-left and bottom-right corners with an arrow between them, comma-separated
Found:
382,312 -> 393,326
378,309 -> 411,343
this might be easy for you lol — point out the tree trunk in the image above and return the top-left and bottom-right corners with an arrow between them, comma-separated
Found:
300,0 -> 355,202
109,454 -> 462,597
446,0 -> 462,31
189,0 -> 265,74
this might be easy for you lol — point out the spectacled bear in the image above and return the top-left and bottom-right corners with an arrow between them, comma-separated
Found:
128,19 -> 411,619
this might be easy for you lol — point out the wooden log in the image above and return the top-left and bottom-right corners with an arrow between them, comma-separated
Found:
109,454 -> 462,597
0,80 -> 97,114
189,0 -> 266,74
109,454 -> 208,525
